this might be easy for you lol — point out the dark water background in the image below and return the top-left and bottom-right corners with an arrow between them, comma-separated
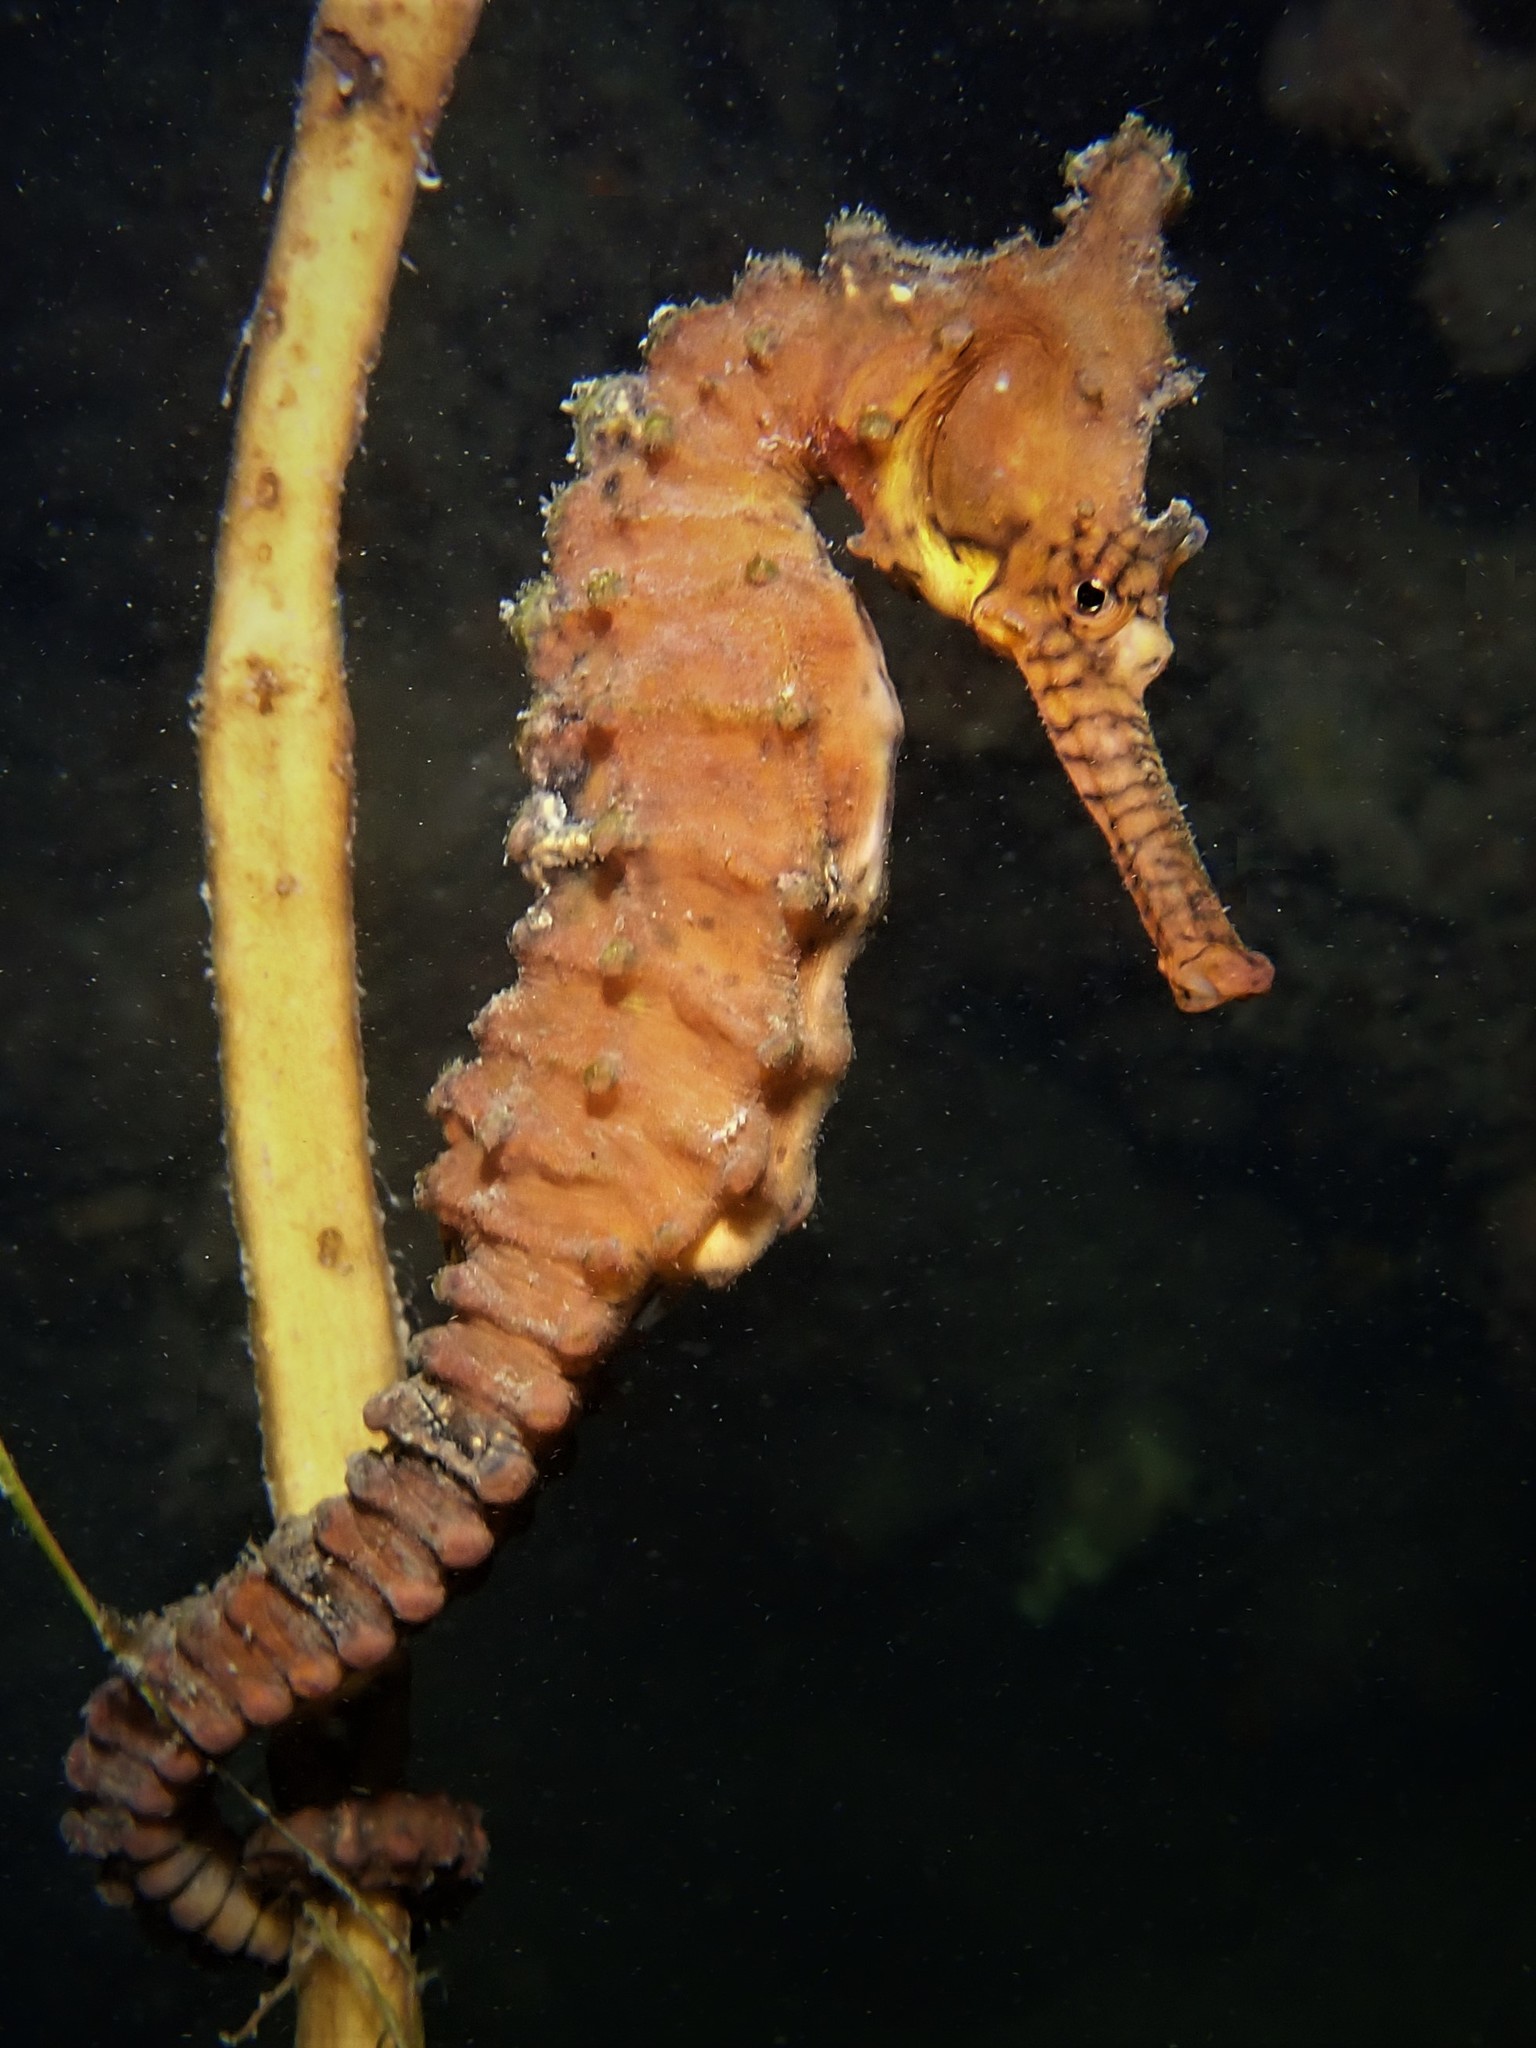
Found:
2,1 -> 1532,2042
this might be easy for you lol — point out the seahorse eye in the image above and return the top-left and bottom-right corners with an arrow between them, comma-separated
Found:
1073,578 -> 1109,616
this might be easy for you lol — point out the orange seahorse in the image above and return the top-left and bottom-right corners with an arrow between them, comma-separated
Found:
62,115 -> 1270,1962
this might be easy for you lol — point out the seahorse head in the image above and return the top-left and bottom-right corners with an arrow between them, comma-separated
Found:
840,119 -> 1199,666
830,117 -> 1271,1010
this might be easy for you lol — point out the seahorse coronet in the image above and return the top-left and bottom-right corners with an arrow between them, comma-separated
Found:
63,116 -> 1271,1963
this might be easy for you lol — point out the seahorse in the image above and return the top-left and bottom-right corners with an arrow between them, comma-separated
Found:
61,116 -> 1270,1963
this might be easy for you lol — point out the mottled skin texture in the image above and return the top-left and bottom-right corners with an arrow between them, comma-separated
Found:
62,118 -> 1269,1961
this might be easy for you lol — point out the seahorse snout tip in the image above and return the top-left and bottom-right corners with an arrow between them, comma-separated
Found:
1165,942 -> 1275,1014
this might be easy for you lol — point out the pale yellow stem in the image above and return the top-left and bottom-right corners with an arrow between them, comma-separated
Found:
296,1899 -> 422,2048
199,0 -> 481,1520
198,2 -> 484,2041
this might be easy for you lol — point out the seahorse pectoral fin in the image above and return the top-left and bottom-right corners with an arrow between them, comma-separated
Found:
1022,625 -> 1273,1013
